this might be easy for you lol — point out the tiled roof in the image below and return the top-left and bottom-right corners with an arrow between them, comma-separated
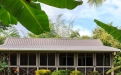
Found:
0,38 -> 120,52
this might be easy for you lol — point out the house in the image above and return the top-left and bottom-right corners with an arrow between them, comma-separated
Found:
0,38 -> 120,75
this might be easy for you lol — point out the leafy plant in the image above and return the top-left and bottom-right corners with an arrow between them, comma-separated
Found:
87,71 -> 100,75
94,19 -> 121,74
0,54 -> 10,75
70,70 -> 84,75
35,69 -> 51,75
52,70 -> 70,75
0,0 -> 83,35
116,72 -> 121,75
94,19 -> 121,43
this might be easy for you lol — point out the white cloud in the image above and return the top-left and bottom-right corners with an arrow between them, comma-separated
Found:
73,25 -> 92,36
79,29 -> 91,36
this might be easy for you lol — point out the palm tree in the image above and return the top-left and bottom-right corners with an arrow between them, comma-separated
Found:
88,0 -> 106,7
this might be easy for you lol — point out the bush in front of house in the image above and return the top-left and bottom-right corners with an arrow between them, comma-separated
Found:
52,70 -> 70,75
87,71 -> 100,75
35,69 -> 51,75
70,70 -> 84,75
116,72 -> 121,75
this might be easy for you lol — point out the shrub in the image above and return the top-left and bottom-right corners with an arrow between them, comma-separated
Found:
70,70 -> 84,75
87,71 -> 100,75
116,72 -> 121,75
52,70 -> 70,75
35,69 -> 51,75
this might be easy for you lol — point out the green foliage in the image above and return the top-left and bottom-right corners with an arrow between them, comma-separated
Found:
94,19 -> 121,44
0,0 -> 83,35
106,66 -> 121,74
70,30 -> 80,38
87,71 -> 100,75
38,0 -> 83,9
0,36 -> 6,45
35,69 -> 51,75
0,6 -> 17,26
0,24 -> 20,45
0,62 -> 8,71
28,15 -> 81,38
27,22 -> 58,38
0,54 -> 10,75
116,72 -> 121,75
0,0 -> 50,35
70,70 -> 84,75
94,19 -> 121,74
93,26 -> 121,48
81,35 -> 92,39
52,70 -> 70,75
114,52 -> 121,66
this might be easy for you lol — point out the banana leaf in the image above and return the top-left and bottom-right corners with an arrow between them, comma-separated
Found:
0,0 -> 49,35
38,0 -> 83,9
94,19 -> 121,43
0,6 -> 17,26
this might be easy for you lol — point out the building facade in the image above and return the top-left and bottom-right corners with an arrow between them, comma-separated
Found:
0,38 -> 120,75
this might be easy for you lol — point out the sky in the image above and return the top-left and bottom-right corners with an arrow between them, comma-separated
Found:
15,0 -> 121,37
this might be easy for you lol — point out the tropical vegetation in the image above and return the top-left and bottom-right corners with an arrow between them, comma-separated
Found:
1,0 -> 121,74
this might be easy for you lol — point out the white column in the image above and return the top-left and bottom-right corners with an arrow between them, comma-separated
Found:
17,52 -> 20,75
93,53 -> 96,71
56,52 -> 59,70
111,52 -> 114,75
36,52 -> 39,70
74,52 -> 77,70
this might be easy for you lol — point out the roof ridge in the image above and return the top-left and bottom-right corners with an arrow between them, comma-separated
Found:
6,38 -> 100,40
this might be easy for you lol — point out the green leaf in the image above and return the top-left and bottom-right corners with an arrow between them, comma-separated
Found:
0,0 -> 50,35
94,19 -> 121,43
0,6 -> 17,26
106,66 -> 121,74
38,0 -> 83,9
29,2 -> 41,10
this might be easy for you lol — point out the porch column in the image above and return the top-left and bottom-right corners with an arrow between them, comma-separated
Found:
74,52 -> 77,70
17,52 -> 20,75
56,52 -> 59,70
36,52 -> 39,70
93,53 -> 96,71
111,52 -> 114,75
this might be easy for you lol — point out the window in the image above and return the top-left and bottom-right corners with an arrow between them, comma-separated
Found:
78,53 -> 93,66
40,53 -> 55,66
78,53 -> 85,66
59,53 -> 74,66
10,53 -> 17,65
67,53 -> 74,66
96,53 -> 110,66
48,53 -> 55,66
29,53 -> 36,65
104,53 -> 110,66
20,53 -> 36,66
20,53 -> 28,65
40,53 -> 47,66
86,53 -> 93,66
59,53 -> 66,66
96,53 -> 103,66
